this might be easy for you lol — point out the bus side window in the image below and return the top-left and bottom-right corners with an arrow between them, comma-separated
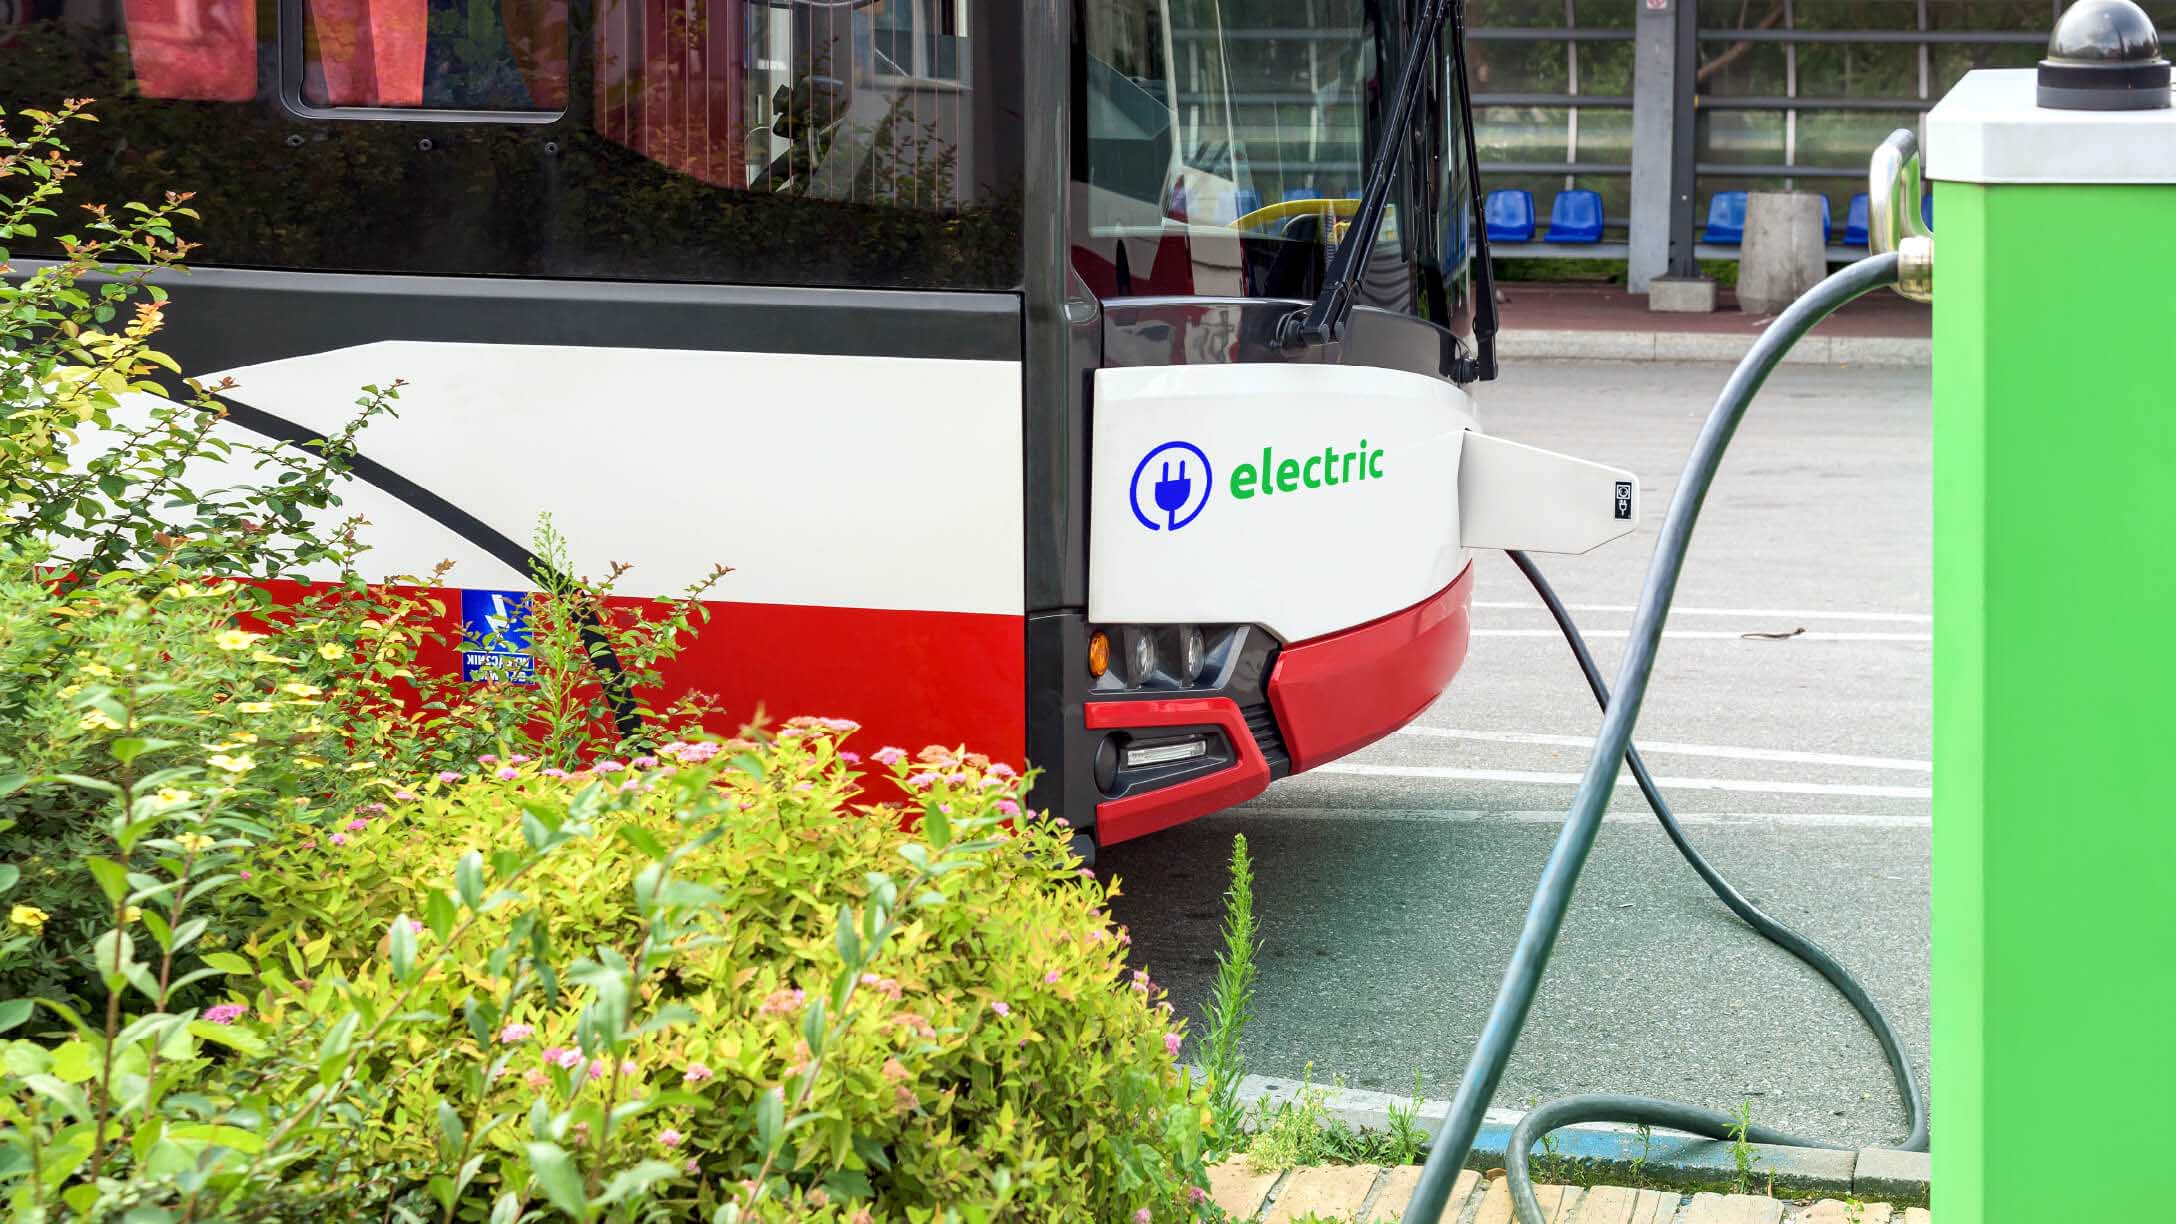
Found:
301,0 -> 567,112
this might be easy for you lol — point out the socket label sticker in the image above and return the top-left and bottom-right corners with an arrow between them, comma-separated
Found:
1129,441 -> 1213,531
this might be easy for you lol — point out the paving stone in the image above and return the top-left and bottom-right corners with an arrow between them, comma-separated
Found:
1208,1160 -> 1282,1221
1628,1189 -> 1681,1224
1899,1210 -> 1931,1224
1568,1184 -> 1641,1224
1368,1166 -> 1477,1222
1786,1200 -> 1893,1223
1267,1164 -> 1383,1224
1678,1192 -> 1785,1224
1852,1150 -> 1931,1206
1470,1178 -> 1579,1224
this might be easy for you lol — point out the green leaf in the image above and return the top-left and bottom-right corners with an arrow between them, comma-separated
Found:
202,951 -> 251,975
0,865 -> 16,896
455,851 -> 484,909
614,825 -> 666,859
85,856 -> 129,904
922,800 -> 951,849
389,915 -> 416,981
0,998 -> 32,1034
523,1141 -> 590,1218
756,1087 -> 783,1154
425,890 -> 457,941
436,1100 -> 466,1154
595,1160 -> 679,1207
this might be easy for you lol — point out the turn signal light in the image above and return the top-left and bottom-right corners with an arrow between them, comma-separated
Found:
1087,630 -> 1110,678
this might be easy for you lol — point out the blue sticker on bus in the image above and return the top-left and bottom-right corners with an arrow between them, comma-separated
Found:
460,589 -> 534,684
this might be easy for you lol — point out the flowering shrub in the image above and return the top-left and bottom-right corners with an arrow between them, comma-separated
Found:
0,726 -> 1212,1221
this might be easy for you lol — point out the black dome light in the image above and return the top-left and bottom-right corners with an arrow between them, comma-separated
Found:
2039,0 -> 2171,111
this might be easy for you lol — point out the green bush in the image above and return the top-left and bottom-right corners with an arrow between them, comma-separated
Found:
1,727 -> 1213,1221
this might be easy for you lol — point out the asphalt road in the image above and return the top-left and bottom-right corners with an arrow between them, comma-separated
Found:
1106,359 -> 1932,1146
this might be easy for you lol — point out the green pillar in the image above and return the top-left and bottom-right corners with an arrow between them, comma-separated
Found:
1927,62 -> 2176,1224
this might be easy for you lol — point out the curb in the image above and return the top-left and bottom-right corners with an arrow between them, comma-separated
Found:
1229,1073 -> 1931,1208
1497,327 -> 1930,368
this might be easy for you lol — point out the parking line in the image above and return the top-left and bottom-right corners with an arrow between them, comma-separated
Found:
1234,805 -> 1933,828
1313,762 -> 1931,800
1392,726 -> 1932,773
1470,628 -> 1931,641
1473,599 -> 1931,624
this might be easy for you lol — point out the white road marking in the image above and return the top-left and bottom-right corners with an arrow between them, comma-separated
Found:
1471,628 -> 1931,642
1312,762 -> 1931,800
1474,599 -> 1931,625
1392,726 -> 1932,773
1236,804 -> 1932,828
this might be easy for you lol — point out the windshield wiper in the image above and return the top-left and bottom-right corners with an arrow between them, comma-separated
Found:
1277,0 -> 1500,384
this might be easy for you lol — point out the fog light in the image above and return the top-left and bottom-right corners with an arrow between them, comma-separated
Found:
1123,737 -> 1208,768
1120,627 -> 1157,686
1180,626 -> 1207,682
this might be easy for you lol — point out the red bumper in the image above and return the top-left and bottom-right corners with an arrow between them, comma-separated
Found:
1086,564 -> 1473,844
1269,564 -> 1475,773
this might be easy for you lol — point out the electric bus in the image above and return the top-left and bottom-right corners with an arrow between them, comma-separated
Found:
3,0 -> 1636,859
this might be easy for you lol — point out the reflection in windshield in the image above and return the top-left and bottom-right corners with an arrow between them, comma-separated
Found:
1075,0 -> 1470,334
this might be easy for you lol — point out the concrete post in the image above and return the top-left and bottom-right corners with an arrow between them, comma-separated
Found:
1928,65 -> 2176,1223
1735,191 -> 1826,314
1626,0 -> 1679,293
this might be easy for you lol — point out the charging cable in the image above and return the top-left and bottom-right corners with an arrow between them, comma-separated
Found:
1405,252 -> 1924,1224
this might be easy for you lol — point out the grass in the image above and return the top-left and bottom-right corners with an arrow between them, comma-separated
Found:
1201,834 -> 1260,1151
1727,1100 -> 1763,1195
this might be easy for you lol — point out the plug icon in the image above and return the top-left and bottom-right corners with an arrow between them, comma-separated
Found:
1153,459 -> 1193,530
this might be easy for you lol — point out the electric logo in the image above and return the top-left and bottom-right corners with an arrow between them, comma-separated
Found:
1129,441 -> 1213,531
1130,438 -> 1391,531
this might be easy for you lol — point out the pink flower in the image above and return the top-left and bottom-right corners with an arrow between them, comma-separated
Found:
478,754 -> 498,765
510,754 -> 532,764
684,1158 -> 700,1175
344,818 -> 367,832
839,751 -> 862,764
1078,868 -> 1095,879
436,771 -> 461,783
620,1059 -> 639,1076
238,870 -> 253,880
630,755 -> 657,769
658,1128 -> 684,1149
989,1000 -> 1010,1017
495,766 -> 518,781
1043,969 -> 1060,985
759,988 -> 806,1016
594,759 -> 626,774
586,1058 -> 608,1081
542,767 -> 568,778
543,1046 -> 583,1069
1164,1033 -> 1182,1057
202,1003 -> 247,1025
872,747 -> 906,766
1189,1187 -> 1208,1204
498,1023 -> 535,1043
793,781 -> 813,792
358,803 -> 386,815
682,1062 -> 714,1085
392,790 -> 417,801
1054,816 -> 1071,828
988,763 -> 1018,779
904,772 -> 939,790
996,800 -> 1020,818
523,1068 -> 549,1089
1135,1209 -> 1151,1224
329,834 -> 347,847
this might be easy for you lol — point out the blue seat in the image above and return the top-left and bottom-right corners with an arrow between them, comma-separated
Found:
1844,193 -> 1870,246
1922,192 -> 1933,229
1486,189 -> 1535,243
1234,188 -> 1262,217
1702,191 -> 1748,244
1282,187 -> 1321,203
1542,189 -> 1604,243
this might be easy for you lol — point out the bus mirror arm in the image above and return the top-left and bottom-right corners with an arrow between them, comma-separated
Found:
1277,0 -> 1453,355
1449,0 -> 1500,384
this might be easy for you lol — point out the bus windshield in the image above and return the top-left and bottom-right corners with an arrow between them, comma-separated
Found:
1073,0 -> 1473,332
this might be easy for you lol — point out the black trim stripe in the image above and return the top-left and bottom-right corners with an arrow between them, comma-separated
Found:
210,392 -> 643,738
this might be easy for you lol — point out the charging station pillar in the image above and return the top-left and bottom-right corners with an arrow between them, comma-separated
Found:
1925,39 -> 2176,1224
